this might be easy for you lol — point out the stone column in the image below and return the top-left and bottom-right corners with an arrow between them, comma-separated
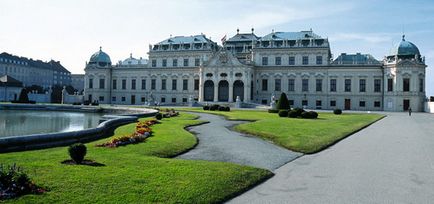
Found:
228,83 -> 234,103
214,82 -> 218,102
244,83 -> 250,103
198,71 -> 204,102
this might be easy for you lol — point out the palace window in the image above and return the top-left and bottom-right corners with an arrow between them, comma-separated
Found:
141,97 -> 146,102
359,79 -> 366,92
183,79 -> 188,90
302,56 -> 309,65
262,57 -> 268,65
172,79 -> 177,90
302,79 -> 309,92
112,79 -> 117,90
359,101 -> 366,107
172,98 -> 176,103
262,79 -> 268,91
151,79 -> 156,90
316,79 -> 322,92
152,60 -> 156,67
374,101 -> 381,107
302,100 -> 308,106
161,97 -> 165,103
344,79 -> 351,92
374,79 -> 381,92
275,57 -> 281,65
141,79 -> 146,90
288,56 -> 295,65
99,79 -> 105,89
194,79 -> 199,90
172,59 -> 178,67
122,79 -> 126,90
387,78 -> 393,92
275,79 -> 281,91
195,58 -> 200,66
99,96 -> 104,102
288,79 -> 295,91
330,100 -> 336,107
162,79 -> 167,90
162,59 -> 167,67
288,100 -> 294,106
112,96 -> 116,102
316,56 -> 322,65
182,98 -> 187,103
121,96 -> 126,102
403,78 -> 410,92
183,58 -> 189,66
88,78 -> 93,89
131,79 -> 136,90
419,78 -> 424,92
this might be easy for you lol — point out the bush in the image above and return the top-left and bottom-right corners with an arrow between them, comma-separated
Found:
218,106 -> 226,111
0,164 -> 45,200
309,111 -> 319,119
18,88 -> 29,103
209,104 -> 219,111
225,106 -> 230,112
334,109 -> 342,115
276,93 -> 290,110
268,109 -> 279,113
203,105 -> 210,110
278,110 -> 289,117
155,113 -> 163,120
301,111 -> 318,119
288,110 -> 298,118
293,108 -> 305,117
300,111 -> 310,119
68,143 -> 87,164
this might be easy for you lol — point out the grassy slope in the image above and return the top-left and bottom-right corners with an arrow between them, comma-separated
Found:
178,108 -> 384,153
0,113 -> 272,203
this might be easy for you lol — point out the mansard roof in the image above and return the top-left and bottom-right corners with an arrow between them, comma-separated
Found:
0,52 -> 70,73
227,33 -> 260,42
261,31 -> 322,41
157,34 -> 214,45
0,75 -> 23,87
332,53 -> 381,65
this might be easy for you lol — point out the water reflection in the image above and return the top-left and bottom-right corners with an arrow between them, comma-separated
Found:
0,110 -> 104,137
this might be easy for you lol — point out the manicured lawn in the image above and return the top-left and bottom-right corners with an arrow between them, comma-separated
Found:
0,113 -> 272,203
178,108 -> 384,153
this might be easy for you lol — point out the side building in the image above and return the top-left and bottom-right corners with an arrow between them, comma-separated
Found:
0,52 -> 72,88
84,30 -> 427,111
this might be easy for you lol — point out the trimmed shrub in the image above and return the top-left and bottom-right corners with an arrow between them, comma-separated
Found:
288,110 -> 298,118
18,88 -> 29,103
209,104 -> 219,111
225,106 -> 230,112
218,106 -> 226,111
300,111 -> 310,119
301,111 -> 319,119
278,110 -> 289,117
268,109 -> 279,113
155,113 -> 163,120
334,109 -> 342,115
276,93 -> 290,110
309,111 -> 319,119
68,143 -> 87,164
203,105 -> 210,110
293,108 -> 305,117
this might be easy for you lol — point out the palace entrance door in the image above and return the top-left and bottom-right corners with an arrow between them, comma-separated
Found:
204,80 -> 214,101
344,99 -> 351,110
218,80 -> 229,102
233,80 -> 244,102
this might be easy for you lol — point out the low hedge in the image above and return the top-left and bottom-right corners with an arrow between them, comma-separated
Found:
334,109 -> 342,115
278,110 -> 289,117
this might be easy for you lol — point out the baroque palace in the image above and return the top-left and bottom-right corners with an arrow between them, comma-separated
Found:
84,29 -> 427,111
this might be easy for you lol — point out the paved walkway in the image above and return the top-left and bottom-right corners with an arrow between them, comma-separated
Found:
177,112 -> 302,170
229,112 -> 434,203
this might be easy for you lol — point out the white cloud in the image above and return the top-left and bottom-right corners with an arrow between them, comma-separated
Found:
329,33 -> 396,44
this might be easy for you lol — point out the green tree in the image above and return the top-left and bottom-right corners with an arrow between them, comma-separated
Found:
18,88 -> 29,102
276,92 -> 290,110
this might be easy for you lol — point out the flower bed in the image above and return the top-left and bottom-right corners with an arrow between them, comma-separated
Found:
96,119 -> 159,148
0,164 -> 46,200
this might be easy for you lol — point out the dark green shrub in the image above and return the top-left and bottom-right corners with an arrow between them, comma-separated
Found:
278,110 -> 289,117
293,108 -> 305,117
300,111 -> 310,119
218,106 -> 226,111
0,164 -> 45,199
309,111 -> 319,119
288,110 -> 298,118
203,105 -> 210,110
334,109 -> 342,115
268,109 -> 279,113
276,93 -> 290,110
68,143 -> 87,164
155,113 -> 163,120
18,88 -> 29,103
225,106 -> 230,112
210,104 -> 219,111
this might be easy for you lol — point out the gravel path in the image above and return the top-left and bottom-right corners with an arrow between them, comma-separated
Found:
177,112 -> 302,170
229,112 -> 434,203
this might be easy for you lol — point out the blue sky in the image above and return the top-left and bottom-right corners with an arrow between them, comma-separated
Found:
1,0 -> 434,95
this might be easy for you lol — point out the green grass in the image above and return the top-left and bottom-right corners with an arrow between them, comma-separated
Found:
0,113 -> 272,203
178,108 -> 384,153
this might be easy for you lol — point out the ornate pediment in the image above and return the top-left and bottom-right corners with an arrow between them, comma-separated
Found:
204,50 -> 248,68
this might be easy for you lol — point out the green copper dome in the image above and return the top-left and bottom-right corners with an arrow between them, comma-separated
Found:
390,35 -> 420,56
89,47 -> 111,67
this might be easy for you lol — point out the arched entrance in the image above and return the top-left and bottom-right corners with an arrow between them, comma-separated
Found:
218,80 -> 229,101
204,80 -> 214,101
233,80 -> 244,102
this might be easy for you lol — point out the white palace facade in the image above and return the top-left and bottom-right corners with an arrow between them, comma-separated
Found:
84,29 -> 427,111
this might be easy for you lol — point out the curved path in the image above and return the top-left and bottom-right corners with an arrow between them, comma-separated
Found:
177,112 -> 302,170
229,112 -> 434,203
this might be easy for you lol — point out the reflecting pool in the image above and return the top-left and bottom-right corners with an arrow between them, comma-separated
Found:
0,110 -> 104,137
